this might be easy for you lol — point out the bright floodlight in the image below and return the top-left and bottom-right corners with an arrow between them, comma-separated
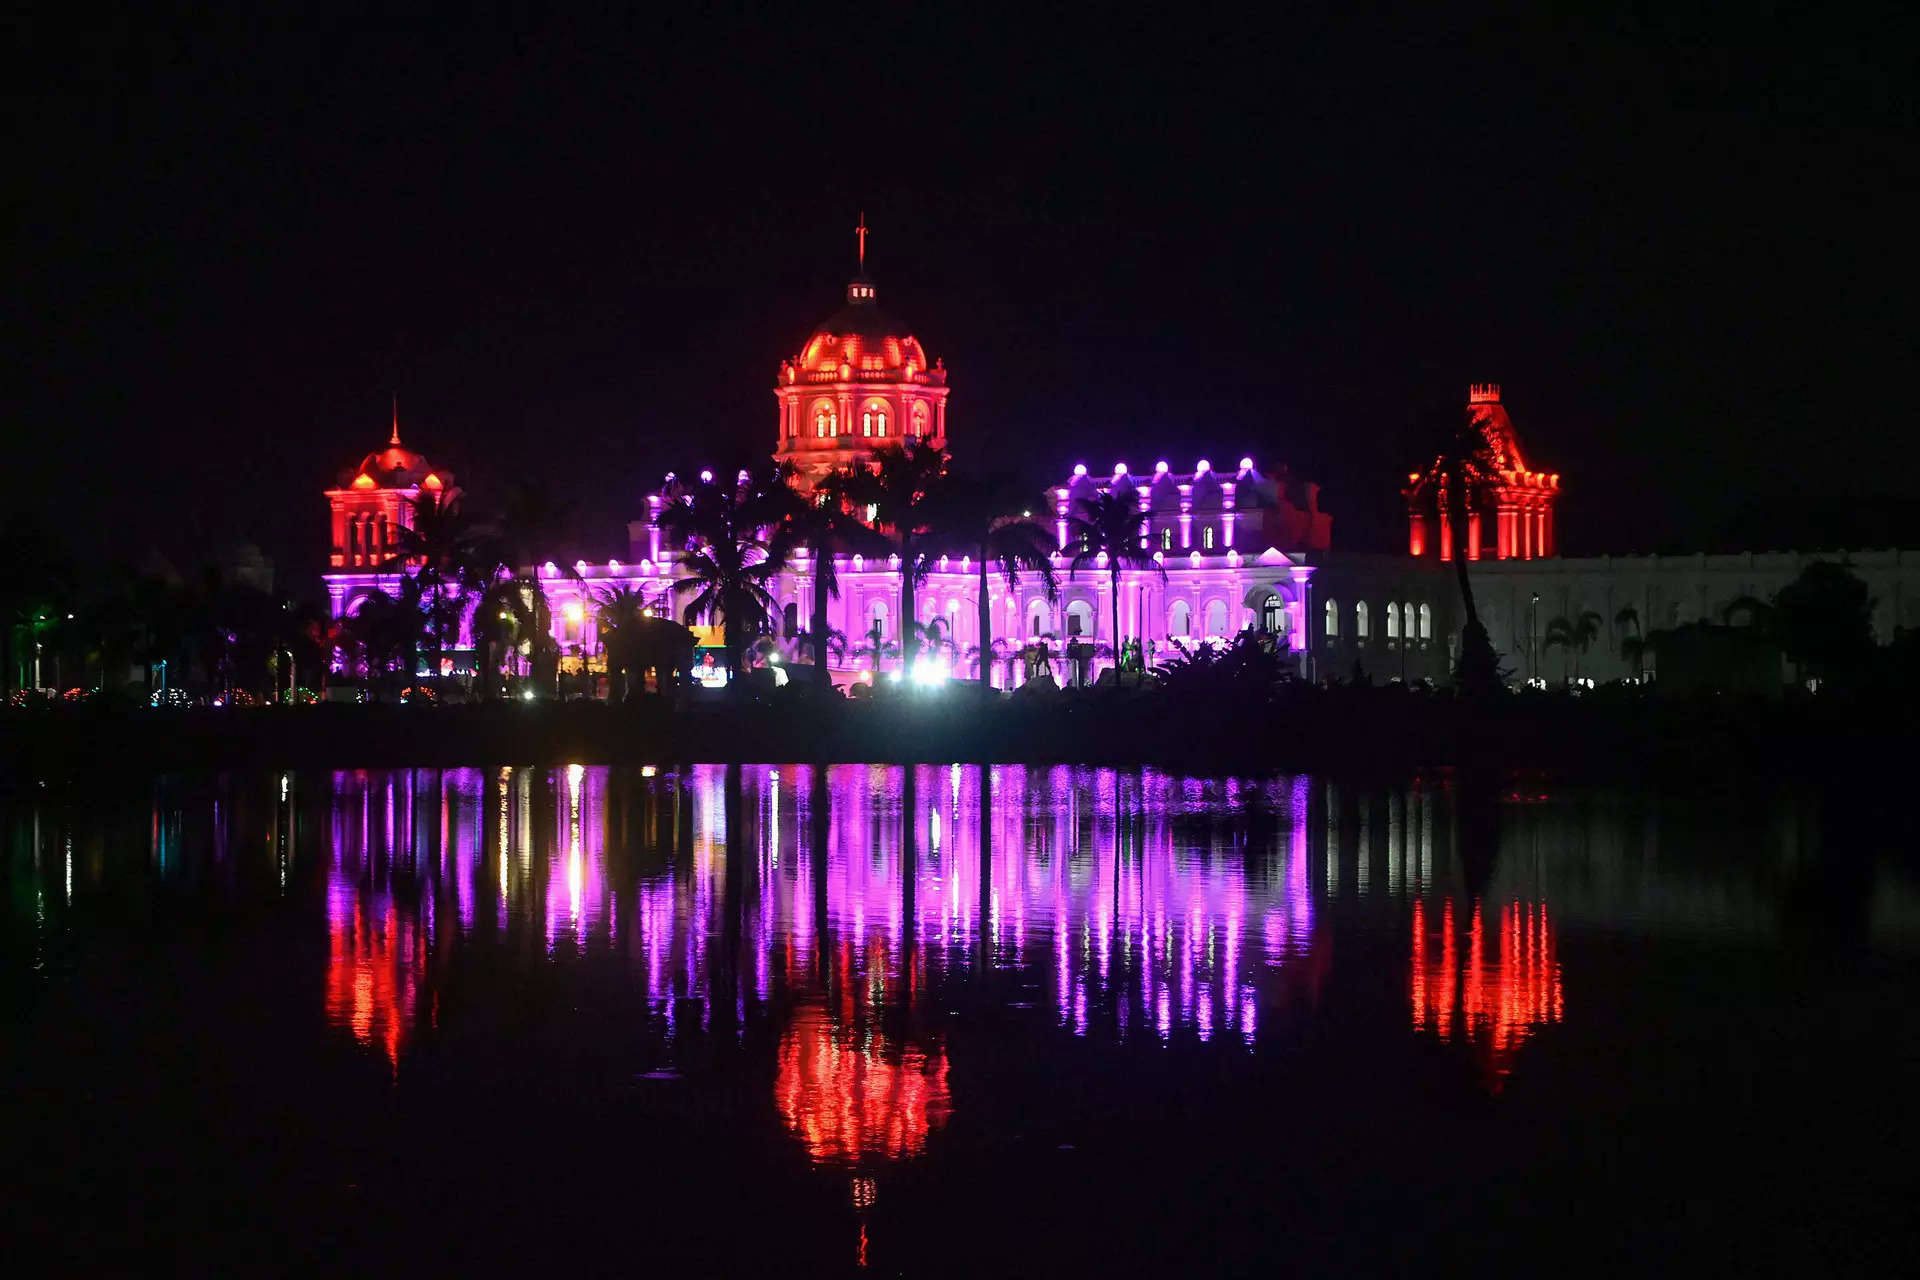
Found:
1195,458 -> 1211,472
699,469 -> 713,483
1239,456 -> 1254,471
563,601 -> 584,624
1073,463 -> 1087,477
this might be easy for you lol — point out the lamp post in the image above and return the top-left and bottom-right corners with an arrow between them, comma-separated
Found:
1529,592 -> 1541,685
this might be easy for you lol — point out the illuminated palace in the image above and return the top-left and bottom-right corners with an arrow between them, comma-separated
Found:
323,237 -> 1336,686
322,234 -> 1920,688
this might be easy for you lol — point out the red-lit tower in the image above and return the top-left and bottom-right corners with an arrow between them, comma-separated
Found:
1402,384 -> 1560,561
773,218 -> 949,489
323,405 -> 452,570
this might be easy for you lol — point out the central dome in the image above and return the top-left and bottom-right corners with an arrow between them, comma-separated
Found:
792,277 -> 931,379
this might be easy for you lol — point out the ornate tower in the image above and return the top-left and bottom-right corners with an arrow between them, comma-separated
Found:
1402,384 -> 1561,561
323,403 -> 451,570
773,218 -> 949,488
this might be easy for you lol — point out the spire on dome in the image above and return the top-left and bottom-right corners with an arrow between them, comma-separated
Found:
390,394 -> 402,446
846,214 -> 878,305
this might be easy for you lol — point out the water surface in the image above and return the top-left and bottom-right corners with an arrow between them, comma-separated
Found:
6,765 -> 1916,1273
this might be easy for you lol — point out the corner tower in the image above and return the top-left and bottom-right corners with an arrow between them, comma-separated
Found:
324,403 -> 451,570
773,218 -> 949,488
1402,384 -> 1561,561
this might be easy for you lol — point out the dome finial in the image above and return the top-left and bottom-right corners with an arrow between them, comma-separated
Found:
856,211 -> 868,272
390,394 -> 402,446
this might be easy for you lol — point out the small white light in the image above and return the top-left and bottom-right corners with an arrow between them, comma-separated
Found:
1239,456 -> 1254,471
1073,464 -> 1087,477
1155,460 -> 1169,473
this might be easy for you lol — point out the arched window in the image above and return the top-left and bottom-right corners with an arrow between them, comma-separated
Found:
1261,596 -> 1284,633
782,602 -> 798,638
813,401 -> 837,438
862,410 -> 873,437
1324,598 -> 1340,637
1066,600 -> 1095,638
1160,527 -> 1173,551
868,600 -> 888,639
1418,602 -> 1432,640
1203,526 -> 1216,550
911,402 -> 929,436
1387,603 -> 1401,640
1356,601 -> 1370,639
1204,599 -> 1229,637
1027,600 -> 1051,637
1169,600 -> 1191,637
1403,603 -> 1416,642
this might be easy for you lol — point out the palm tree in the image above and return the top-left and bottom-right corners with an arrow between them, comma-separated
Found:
591,584 -> 650,700
792,625 -> 849,673
1542,610 -> 1603,684
0,514 -> 74,692
657,465 -> 793,688
851,618 -> 898,674
473,577 -> 541,698
828,442 -> 949,675
771,475 -> 889,687
387,490 -> 502,683
928,471 -> 1059,690
341,585 -> 421,693
1614,605 -> 1645,680
1064,490 -> 1165,679
1417,403 -> 1505,695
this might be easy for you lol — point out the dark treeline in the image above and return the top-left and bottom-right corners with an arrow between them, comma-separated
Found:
6,681 -> 1917,795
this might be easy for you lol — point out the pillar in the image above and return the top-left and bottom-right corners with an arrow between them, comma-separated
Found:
1466,512 -> 1482,562
1438,510 -> 1453,562
1409,511 -> 1428,557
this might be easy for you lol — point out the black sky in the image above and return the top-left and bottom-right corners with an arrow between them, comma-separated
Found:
12,4 -> 1917,588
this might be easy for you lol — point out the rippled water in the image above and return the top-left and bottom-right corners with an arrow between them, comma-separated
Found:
6,765 -> 1918,1273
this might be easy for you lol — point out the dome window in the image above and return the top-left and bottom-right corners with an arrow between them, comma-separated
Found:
813,401 -> 837,438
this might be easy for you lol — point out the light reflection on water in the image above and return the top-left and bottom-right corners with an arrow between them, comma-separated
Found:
11,763 -> 1919,1175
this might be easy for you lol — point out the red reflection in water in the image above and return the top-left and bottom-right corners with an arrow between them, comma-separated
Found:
774,1005 -> 951,1164
325,874 -> 424,1070
1411,897 -> 1562,1090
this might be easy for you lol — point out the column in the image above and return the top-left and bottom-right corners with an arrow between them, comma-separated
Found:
1466,512 -> 1482,562
1438,510 -> 1453,562
1222,482 -> 1237,548
1409,512 -> 1428,557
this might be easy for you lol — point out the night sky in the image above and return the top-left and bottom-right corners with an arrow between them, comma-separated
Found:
14,6 -> 1917,590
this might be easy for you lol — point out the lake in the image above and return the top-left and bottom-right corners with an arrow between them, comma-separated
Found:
5,764 -> 1917,1274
